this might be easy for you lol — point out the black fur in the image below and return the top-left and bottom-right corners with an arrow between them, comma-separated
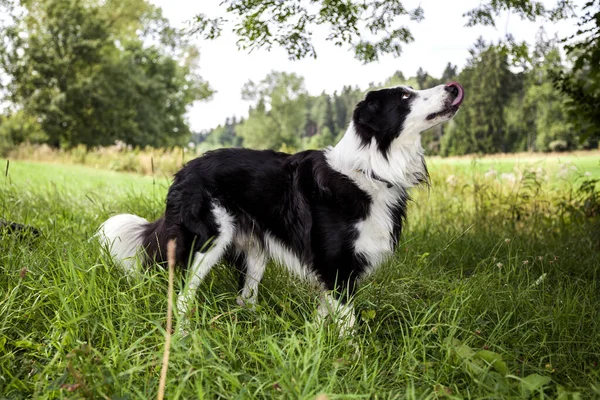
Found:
141,148 -> 374,293
353,86 -> 414,157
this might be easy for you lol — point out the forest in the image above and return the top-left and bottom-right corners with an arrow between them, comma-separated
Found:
1,0 -> 599,157
200,33 -> 599,156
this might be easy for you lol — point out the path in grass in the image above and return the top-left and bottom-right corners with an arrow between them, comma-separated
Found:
1,156 -> 599,399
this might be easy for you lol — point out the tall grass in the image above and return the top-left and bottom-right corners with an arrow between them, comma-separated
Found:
7,141 -> 600,179
6,142 -> 197,176
0,156 -> 599,399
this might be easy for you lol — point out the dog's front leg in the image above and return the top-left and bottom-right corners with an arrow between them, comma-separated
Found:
316,292 -> 356,336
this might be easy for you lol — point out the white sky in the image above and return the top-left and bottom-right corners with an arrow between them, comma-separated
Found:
149,0 -> 585,132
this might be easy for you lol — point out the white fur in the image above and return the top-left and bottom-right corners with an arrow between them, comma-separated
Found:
265,233 -> 319,282
403,85 -> 454,134
326,84 -> 455,277
317,293 -> 356,336
98,214 -> 148,276
236,243 -> 267,307
177,203 -> 235,318
353,186 -> 402,274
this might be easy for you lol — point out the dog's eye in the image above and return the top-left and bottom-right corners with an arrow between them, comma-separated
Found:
402,93 -> 411,100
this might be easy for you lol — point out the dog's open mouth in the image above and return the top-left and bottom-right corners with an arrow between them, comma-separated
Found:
426,82 -> 464,121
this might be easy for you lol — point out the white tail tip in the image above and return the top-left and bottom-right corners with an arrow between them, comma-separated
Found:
97,214 -> 148,275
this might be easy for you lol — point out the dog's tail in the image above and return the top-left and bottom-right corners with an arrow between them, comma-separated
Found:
97,214 -> 168,275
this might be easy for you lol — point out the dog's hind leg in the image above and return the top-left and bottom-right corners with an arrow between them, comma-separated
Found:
176,205 -> 235,329
236,246 -> 266,308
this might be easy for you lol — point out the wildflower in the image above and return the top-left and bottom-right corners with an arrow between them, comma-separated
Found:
522,260 -> 529,265
504,238 -> 511,244
496,262 -> 503,269
535,167 -> 545,178
537,256 -> 543,261
484,169 -> 497,179
584,172 -> 592,177
446,175 -> 457,186
501,172 -> 517,184
19,267 -> 28,279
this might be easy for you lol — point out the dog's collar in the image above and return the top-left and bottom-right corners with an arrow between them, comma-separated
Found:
356,169 -> 394,188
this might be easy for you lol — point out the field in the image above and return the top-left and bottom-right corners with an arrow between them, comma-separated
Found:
1,152 -> 599,399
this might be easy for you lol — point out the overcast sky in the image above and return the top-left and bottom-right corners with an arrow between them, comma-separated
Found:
148,0 -> 585,132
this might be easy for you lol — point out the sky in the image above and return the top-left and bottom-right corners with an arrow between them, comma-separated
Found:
148,0 -> 585,132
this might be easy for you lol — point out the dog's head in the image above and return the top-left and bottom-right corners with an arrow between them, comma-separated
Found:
352,82 -> 464,155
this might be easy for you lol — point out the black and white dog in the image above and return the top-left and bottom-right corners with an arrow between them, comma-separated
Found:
98,82 -> 464,333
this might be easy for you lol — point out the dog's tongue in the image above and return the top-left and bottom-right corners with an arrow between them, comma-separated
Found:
446,82 -> 464,106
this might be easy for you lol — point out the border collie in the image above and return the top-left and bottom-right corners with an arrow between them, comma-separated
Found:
98,82 -> 464,333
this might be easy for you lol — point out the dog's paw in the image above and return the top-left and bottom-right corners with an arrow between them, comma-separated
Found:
236,296 -> 257,311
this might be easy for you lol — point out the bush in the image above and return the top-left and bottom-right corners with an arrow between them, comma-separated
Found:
0,112 -> 47,156
548,140 -> 569,152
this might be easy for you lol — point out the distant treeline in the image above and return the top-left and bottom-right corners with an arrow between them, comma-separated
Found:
199,33 -> 599,156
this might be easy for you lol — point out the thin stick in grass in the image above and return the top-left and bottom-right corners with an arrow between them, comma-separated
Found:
157,239 -> 176,400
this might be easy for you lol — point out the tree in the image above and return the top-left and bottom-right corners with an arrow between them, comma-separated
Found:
553,0 -> 600,146
309,92 -> 337,137
306,126 -> 336,150
503,32 -> 576,152
441,63 -> 459,82
442,40 -> 519,155
332,86 -> 363,140
238,72 -> 308,150
193,1 -> 573,63
0,0 -> 212,148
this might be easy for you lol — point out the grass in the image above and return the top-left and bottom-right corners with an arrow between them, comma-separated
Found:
1,154 -> 599,399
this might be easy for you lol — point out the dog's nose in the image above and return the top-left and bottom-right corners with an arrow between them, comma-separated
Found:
445,82 -> 464,106
445,84 -> 459,97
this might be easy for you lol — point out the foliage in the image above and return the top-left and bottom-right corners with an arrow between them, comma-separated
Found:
553,0 -> 600,145
1,156 -> 599,397
192,0 -> 598,155
5,142 -> 197,175
238,72 -> 308,151
194,0 -> 424,63
442,40 -> 518,155
0,0 -> 212,148
463,0 -> 576,27
439,34 -> 592,156
200,34 -> 591,155
200,72 -> 363,152
193,0 -> 573,63
0,111 -> 46,156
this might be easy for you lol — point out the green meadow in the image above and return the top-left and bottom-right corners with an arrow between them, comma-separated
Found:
1,153 -> 599,399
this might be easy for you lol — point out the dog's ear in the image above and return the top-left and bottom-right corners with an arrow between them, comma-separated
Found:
356,98 -> 382,131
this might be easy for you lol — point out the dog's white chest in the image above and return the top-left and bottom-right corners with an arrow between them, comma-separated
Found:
353,189 -> 398,274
